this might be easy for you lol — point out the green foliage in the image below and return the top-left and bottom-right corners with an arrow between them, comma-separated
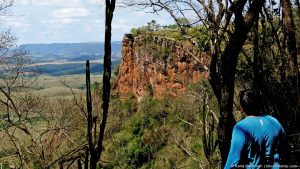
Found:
113,94 -> 137,115
130,27 -> 146,37
123,137 -> 149,167
92,81 -> 100,92
192,136 -> 203,151
101,91 -> 219,168
162,24 -> 178,29
147,20 -> 160,32
189,26 -> 210,51
141,36 -> 174,66
27,116 -> 47,125
177,18 -> 190,27
201,102 -> 218,163
130,21 -> 211,54
0,120 -> 12,129
33,161 -> 42,169
0,149 -> 17,159
0,162 -> 10,169
145,84 -> 153,95
131,20 -> 160,37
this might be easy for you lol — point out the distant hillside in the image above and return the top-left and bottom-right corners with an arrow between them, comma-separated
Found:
17,42 -> 122,76
33,61 -> 120,76
18,42 -> 122,60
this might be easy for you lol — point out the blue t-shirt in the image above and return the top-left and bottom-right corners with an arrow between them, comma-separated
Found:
224,115 -> 286,169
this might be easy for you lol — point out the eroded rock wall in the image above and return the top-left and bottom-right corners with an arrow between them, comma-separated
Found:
116,34 -> 209,99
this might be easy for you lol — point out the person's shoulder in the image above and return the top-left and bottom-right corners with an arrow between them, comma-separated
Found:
236,116 -> 253,125
264,115 -> 285,130
264,115 -> 281,124
233,119 -> 252,137
234,117 -> 251,129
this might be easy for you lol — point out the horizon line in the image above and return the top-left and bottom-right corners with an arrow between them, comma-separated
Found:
19,41 -> 122,46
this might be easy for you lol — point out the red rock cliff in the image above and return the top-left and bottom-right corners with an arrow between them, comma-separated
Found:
115,34 -> 209,99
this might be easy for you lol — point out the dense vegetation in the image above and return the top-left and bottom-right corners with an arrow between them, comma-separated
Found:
102,86 -> 219,169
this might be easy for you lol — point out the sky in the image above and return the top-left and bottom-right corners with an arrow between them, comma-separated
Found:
0,0 -> 174,45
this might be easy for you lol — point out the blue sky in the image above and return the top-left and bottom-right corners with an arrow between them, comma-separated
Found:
0,0 -> 174,45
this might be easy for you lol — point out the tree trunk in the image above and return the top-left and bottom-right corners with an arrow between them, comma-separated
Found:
253,19 -> 264,91
282,0 -> 298,70
77,159 -> 82,169
84,147 -> 89,169
218,0 -> 265,166
281,0 -> 299,122
86,60 -> 96,169
85,1 -> 115,168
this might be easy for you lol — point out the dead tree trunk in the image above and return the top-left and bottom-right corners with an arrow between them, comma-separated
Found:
95,0 -> 116,168
86,60 -> 97,169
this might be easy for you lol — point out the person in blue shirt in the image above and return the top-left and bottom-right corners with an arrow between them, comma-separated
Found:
225,89 -> 286,169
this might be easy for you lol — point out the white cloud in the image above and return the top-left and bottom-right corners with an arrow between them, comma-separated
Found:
8,0 -> 174,44
15,0 -> 29,6
31,0 -> 82,7
133,11 -> 147,17
88,0 -> 101,5
113,20 -> 134,32
1,17 -> 30,33
84,24 -> 99,33
95,19 -> 103,23
46,18 -> 80,28
52,8 -> 90,19
61,18 -> 80,24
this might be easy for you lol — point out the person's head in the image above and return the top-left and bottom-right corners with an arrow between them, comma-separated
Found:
239,89 -> 262,116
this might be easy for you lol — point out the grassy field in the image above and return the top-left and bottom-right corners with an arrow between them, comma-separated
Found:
32,74 -> 102,98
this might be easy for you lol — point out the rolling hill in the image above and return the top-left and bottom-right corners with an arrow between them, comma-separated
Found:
19,41 -> 122,61
18,42 -> 122,76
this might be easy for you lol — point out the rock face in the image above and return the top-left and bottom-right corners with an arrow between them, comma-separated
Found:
115,34 -> 209,99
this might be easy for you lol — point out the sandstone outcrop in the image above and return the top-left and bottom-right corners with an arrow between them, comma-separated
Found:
115,34 -> 209,99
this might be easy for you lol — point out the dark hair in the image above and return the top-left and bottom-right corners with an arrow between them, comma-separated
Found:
239,89 -> 262,116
